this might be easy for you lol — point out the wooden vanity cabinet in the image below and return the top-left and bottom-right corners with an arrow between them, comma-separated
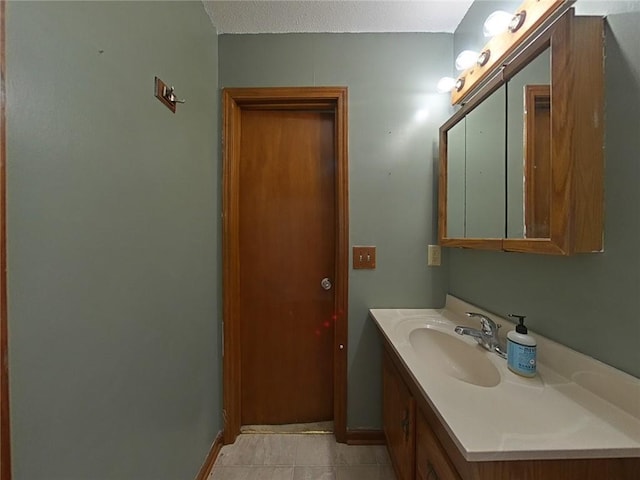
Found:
383,348 -> 415,480
384,346 -> 458,480
381,341 -> 640,480
416,408 -> 461,480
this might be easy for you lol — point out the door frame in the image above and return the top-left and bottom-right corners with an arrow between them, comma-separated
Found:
0,0 -> 11,477
222,87 -> 349,444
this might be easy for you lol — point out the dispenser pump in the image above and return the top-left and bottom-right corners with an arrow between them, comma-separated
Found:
509,314 -> 528,334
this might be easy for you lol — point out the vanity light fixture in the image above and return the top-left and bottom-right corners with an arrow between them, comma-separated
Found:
477,49 -> 491,67
483,10 -> 513,37
455,50 -> 480,71
451,1 -> 569,106
509,10 -> 527,33
436,76 -> 457,93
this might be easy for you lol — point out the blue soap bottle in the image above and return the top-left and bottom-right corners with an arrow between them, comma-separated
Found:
507,314 -> 537,377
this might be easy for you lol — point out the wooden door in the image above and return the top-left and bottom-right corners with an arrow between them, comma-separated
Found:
239,109 -> 335,425
222,87 -> 349,443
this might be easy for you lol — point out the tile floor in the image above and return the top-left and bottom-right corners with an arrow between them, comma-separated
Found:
209,433 -> 396,480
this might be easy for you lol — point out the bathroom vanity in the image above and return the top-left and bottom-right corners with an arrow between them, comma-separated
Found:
372,297 -> 640,480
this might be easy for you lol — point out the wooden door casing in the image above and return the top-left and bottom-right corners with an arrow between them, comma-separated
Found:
0,0 -> 10,477
222,87 -> 349,444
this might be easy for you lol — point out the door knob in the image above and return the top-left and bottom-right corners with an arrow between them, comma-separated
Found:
320,278 -> 332,290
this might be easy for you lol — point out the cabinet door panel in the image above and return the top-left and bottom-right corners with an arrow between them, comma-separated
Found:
464,85 -> 506,239
383,350 -> 415,480
416,408 -> 461,480
506,48 -> 551,239
446,119 -> 466,238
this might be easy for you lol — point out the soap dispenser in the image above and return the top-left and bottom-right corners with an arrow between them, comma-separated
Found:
507,314 -> 537,377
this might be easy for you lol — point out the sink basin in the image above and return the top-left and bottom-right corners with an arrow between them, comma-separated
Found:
409,328 -> 501,387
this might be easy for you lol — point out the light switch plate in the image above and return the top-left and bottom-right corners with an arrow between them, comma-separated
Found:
353,246 -> 376,269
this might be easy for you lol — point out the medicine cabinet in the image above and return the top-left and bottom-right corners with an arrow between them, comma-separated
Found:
438,9 -> 604,255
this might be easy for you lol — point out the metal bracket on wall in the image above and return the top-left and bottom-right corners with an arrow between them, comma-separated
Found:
154,76 -> 185,113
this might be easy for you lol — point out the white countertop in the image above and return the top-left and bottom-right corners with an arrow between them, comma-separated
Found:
370,295 -> 640,462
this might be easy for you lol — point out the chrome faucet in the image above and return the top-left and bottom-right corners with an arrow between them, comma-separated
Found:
454,312 -> 507,359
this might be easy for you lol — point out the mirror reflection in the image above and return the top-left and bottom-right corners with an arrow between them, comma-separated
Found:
447,120 -> 465,238
507,48 -> 551,238
443,47 -> 551,241
465,85 -> 505,238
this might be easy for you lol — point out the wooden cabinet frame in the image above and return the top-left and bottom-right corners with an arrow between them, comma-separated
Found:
0,1 -> 10,477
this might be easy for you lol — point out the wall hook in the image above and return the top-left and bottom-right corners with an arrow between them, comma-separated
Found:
163,85 -> 186,105
154,76 -> 185,113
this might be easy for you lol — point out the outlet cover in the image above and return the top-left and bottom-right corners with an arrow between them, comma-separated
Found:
427,244 -> 441,266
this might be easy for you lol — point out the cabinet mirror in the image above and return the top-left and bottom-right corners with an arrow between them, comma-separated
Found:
507,49 -> 551,239
441,48 -> 549,245
446,86 -> 506,239
438,9 -> 604,254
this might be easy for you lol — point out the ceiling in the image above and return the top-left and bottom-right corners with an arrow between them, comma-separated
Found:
203,1 -> 475,34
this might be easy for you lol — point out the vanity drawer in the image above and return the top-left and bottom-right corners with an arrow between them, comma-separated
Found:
416,408 -> 461,480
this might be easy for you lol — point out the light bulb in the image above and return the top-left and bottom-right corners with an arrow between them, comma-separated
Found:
436,77 -> 456,93
509,10 -> 527,33
483,10 -> 513,37
455,50 -> 479,71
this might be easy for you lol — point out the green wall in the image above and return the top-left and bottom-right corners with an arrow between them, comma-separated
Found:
219,33 -> 453,428
448,0 -> 640,378
6,2 -> 221,479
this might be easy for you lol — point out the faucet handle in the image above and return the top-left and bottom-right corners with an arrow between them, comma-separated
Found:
480,317 -> 501,335
483,317 -> 501,330
466,312 -> 500,335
